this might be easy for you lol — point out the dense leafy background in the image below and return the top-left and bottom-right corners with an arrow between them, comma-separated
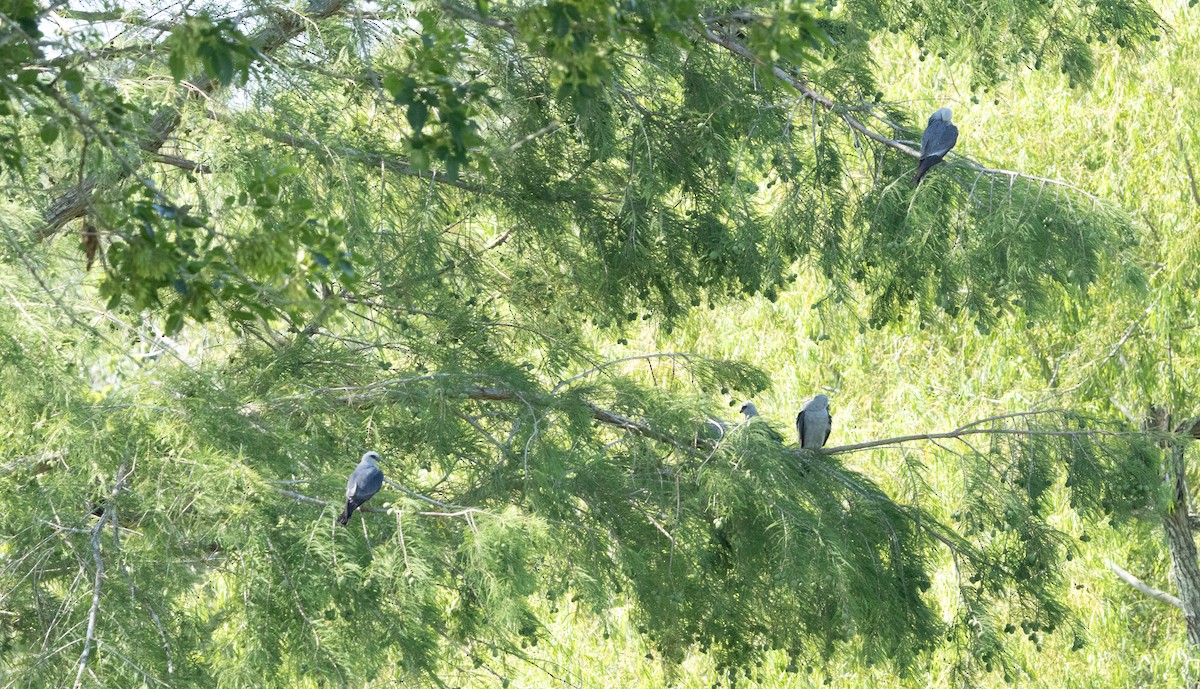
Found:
2,0 -> 1198,687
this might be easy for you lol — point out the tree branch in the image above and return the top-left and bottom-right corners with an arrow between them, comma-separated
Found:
35,0 -> 353,242
268,377 -> 1123,458
0,450 -> 62,477
1106,559 -> 1183,609
74,509 -> 107,688
55,8 -> 175,29
698,25 -> 1103,199
246,125 -> 481,192
697,26 -> 919,158
822,411 -> 1128,455
151,154 -> 211,174
73,463 -> 128,689
1181,135 -> 1200,208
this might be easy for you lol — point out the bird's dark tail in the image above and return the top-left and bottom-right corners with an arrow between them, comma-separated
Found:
337,500 -> 358,526
911,156 -> 942,185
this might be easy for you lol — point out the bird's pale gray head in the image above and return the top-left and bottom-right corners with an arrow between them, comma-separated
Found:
362,451 -> 381,464
739,402 -> 759,418
932,107 -> 952,122
807,394 -> 829,410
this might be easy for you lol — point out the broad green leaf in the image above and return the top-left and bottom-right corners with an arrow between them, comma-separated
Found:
407,100 -> 429,133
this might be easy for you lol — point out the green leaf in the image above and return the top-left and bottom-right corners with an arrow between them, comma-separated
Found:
407,100 -> 429,133
164,311 -> 184,335
409,147 -> 430,170
416,9 -> 438,32
199,43 -> 235,86
384,73 -> 415,105
38,123 -> 58,145
227,308 -> 256,322
61,69 -> 83,94
167,48 -> 188,83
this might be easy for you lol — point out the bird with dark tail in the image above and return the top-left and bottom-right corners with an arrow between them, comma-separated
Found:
912,107 -> 959,185
337,451 -> 384,526
796,394 -> 832,449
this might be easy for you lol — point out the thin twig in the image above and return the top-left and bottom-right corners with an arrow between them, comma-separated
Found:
823,413 -> 1133,456
1180,135 -> 1200,208
506,120 -> 562,153
698,26 -> 917,157
552,352 -> 713,393
968,164 -> 1102,203
73,464 -> 127,689
151,154 -> 212,173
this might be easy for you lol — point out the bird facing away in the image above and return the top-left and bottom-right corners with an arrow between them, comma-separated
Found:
796,394 -> 832,449
739,401 -> 785,443
337,451 -> 384,526
911,107 -> 959,185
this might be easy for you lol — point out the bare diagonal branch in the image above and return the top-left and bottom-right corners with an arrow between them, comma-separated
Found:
823,411 -> 1130,455
1106,559 -> 1183,609
697,26 -> 919,158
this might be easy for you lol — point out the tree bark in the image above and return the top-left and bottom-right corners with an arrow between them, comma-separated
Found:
1152,407 -> 1200,648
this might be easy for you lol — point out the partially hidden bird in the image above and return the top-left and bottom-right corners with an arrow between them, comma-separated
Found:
337,450 -> 384,526
739,401 -> 785,443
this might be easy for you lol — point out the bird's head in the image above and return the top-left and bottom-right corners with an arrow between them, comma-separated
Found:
362,451 -> 382,464
739,402 -> 759,418
932,107 -> 953,122
809,394 -> 830,410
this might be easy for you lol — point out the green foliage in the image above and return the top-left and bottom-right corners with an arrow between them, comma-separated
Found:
3,0 -> 1156,336
383,10 -> 493,178
857,168 -> 1132,326
0,316 -> 1164,685
0,0 -> 1195,687
839,0 -> 1164,90
163,15 -> 253,87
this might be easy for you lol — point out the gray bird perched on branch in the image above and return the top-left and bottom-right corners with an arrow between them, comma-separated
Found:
739,401 -> 761,419
740,401 -> 785,443
337,451 -> 384,526
796,395 -> 832,449
912,107 -> 959,185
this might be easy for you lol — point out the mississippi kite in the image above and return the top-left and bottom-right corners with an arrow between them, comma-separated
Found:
911,107 -> 959,185
337,450 -> 384,526
740,401 -> 785,443
739,402 -> 760,419
796,394 -> 832,449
